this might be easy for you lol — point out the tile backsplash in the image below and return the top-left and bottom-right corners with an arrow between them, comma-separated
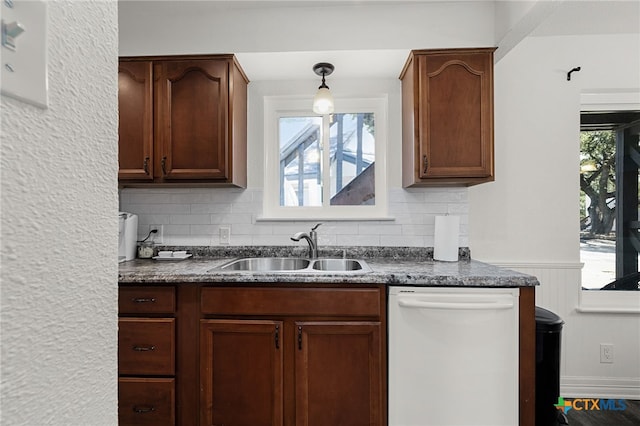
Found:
119,187 -> 469,247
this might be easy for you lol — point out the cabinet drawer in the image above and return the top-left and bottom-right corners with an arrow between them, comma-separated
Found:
119,286 -> 175,314
201,287 -> 382,317
119,377 -> 175,426
119,318 -> 175,375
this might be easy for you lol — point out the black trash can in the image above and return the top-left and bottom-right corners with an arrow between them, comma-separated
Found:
535,306 -> 566,426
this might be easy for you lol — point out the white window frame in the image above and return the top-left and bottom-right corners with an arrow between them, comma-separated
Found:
578,90 -> 640,314
261,95 -> 388,220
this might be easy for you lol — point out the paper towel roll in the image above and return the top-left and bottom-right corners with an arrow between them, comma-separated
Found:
434,215 -> 460,261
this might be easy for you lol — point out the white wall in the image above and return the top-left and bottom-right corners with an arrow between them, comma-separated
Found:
119,1 -> 495,55
494,0 -> 537,41
0,1 -> 119,424
470,33 -> 640,398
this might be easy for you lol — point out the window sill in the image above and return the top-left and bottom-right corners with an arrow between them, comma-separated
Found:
577,290 -> 640,314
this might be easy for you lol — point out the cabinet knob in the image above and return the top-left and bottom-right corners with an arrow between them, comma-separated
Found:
423,155 -> 429,174
143,157 -> 150,175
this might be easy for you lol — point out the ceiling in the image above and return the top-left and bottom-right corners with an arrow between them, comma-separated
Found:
119,1 -> 640,81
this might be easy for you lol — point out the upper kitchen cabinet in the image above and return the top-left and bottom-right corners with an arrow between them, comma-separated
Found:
400,48 -> 495,186
118,55 -> 248,187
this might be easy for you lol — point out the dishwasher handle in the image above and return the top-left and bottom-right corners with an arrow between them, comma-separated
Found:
397,298 -> 514,311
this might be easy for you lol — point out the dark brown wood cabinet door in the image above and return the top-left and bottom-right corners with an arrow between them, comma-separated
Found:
200,319 -> 284,426
417,50 -> 494,179
155,60 -> 229,181
118,60 -> 153,180
295,321 -> 383,426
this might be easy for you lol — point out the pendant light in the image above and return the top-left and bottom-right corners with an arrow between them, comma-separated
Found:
312,62 -> 335,115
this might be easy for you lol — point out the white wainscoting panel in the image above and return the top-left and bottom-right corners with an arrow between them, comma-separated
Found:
490,262 -> 640,399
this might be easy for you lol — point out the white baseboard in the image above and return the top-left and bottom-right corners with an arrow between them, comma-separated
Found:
561,376 -> 640,400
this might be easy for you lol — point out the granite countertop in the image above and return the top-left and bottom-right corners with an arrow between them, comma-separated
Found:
118,246 -> 539,287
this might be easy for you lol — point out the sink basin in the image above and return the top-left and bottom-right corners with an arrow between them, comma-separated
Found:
311,259 -> 371,272
215,257 -> 372,274
219,257 -> 310,271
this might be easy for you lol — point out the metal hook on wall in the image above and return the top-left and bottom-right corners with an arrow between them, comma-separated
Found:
567,67 -> 581,81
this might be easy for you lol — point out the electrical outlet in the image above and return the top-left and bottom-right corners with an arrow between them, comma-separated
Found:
600,344 -> 614,363
219,226 -> 230,245
150,225 -> 164,244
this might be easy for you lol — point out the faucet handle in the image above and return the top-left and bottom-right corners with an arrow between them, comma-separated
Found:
311,223 -> 322,231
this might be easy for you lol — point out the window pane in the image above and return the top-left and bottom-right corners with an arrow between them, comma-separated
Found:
279,117 -> 322,206
580,130 -> 616,289
329,113 -> 375,206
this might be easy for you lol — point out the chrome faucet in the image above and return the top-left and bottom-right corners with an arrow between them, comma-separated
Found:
291,223 -> 322,259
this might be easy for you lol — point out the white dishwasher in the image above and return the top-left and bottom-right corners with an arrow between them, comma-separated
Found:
388,287 -> 519,426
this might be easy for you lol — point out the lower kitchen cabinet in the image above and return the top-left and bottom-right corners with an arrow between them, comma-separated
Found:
118,282 -> 533,426
199,286 -> 386,426
119,377 -> 175,426
118,286 -> 177,426
118,318 -> 175,376
295,321 -> 383,426
200,320 -> 284,426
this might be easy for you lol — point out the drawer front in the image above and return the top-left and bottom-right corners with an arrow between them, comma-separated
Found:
201,287 -> 382,317
119,318 -> 175,375
119,377 -> 175,426
119,286 -> 176,314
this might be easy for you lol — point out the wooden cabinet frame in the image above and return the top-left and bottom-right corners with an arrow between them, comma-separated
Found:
118,55 -> 248,187
401,48 -> 495,186
119,282 -> 534,426
198,284 -> 387,426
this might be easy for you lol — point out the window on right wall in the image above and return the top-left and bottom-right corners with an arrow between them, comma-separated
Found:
579,110 -> 640,291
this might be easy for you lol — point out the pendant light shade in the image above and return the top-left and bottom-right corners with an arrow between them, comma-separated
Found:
312,62 -> 335,115
313,87 -> 334,115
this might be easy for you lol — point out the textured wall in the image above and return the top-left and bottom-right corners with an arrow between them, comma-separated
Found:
0,1 -> 119,424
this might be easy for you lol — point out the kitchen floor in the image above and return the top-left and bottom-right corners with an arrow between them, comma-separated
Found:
565,399 -> 640,425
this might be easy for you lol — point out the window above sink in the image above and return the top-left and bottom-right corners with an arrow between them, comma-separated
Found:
261,96 -> 389,220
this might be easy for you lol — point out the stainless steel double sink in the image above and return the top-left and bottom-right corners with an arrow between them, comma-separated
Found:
215,257 -> 372,274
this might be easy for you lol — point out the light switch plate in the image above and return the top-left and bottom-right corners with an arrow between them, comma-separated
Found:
1,0 -> 48,108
